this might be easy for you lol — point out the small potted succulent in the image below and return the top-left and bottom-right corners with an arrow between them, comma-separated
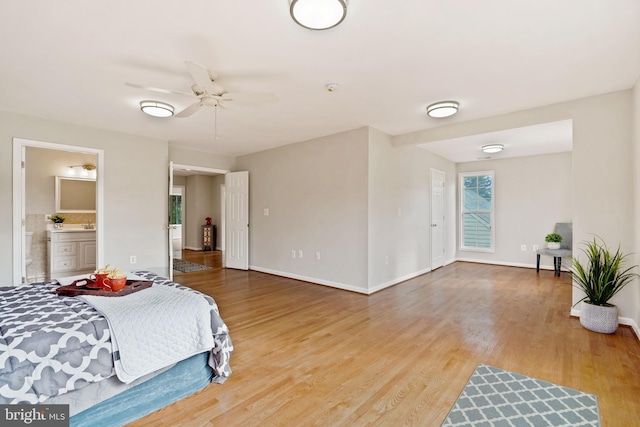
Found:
50,214 -> 66,229
545,233 -> 562,249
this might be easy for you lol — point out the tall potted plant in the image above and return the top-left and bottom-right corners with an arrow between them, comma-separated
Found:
570,237 -> 639,334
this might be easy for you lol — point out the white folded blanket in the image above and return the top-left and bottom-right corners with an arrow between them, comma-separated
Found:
78,285 -> 215,383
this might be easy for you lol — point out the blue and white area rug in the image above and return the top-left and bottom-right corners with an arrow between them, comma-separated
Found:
442,364 -> 601,427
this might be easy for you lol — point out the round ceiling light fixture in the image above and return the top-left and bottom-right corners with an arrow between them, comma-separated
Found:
482,144 -> 504,154
426,101 -> 459,118
290,0 -> 348,30
140,100 -> 174,118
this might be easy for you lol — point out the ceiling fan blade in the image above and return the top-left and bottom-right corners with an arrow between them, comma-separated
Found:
125,82 -> 195,98
185,61 -> 225,96
174,102 -> 202,118
220,92 -> 279,104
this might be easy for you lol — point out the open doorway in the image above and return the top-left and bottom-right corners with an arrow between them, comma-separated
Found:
12,138 -> 104,284
169,163 -> 228,277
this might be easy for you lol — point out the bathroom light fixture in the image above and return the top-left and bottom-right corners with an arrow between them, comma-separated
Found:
290,0 -> 347,30
426,101 -> 459,118
67,164 -> 97,177
482,144 -> 504,154
140,100 -> 174,117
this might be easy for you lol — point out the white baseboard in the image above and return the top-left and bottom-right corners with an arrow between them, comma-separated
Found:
368,267 -> 432,294
455,257 -> 568,272
249,266 -> 369,294
570,308 -> 639,340
248,265 -> 433,295
184,246 -> 202,251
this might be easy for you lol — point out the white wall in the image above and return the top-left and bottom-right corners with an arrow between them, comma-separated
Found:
368,127 -> 456,291
183,174 -> 221,250
393,90 -> 638,323
237,127 -> 370,292
169,145 -> 235,171
211,174 -> 224,249
0,110 -> 169,283
236,126 -> 457,294
26,148 -> 97,213
456,152 -> 572,268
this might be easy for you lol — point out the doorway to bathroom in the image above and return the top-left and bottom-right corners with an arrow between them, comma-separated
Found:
12,138 -> 104,284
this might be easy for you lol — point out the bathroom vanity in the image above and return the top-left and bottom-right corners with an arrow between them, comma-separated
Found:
47,228 -> 96,278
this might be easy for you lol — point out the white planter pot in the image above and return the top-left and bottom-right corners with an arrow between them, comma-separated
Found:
580,302 -> 618,334
547,242 -> 560,250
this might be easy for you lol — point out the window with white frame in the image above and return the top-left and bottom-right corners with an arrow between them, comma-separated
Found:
460,171 -> 494,251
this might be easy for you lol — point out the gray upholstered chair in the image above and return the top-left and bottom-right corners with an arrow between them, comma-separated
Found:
536,223 -> 572,277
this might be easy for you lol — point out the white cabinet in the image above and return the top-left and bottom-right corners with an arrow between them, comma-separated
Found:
48,230 -> 96,279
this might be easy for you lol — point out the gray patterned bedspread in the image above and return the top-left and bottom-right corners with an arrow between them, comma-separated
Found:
0,271 -> 232,404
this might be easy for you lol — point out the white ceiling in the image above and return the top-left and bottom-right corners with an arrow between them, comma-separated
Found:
420,120 -> 573,163
1,1 -> 639,158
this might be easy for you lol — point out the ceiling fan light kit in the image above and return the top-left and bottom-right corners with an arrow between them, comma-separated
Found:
140,100 -> 174,117
128,61 -> 278,120
290,0 -> 347,30
426,101 -> 459,118
482,144 -> 504,154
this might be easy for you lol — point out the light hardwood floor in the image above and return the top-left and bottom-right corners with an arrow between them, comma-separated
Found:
130,251 -> 640,426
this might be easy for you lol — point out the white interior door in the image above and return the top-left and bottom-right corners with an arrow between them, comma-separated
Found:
431,168 -> 445,270
225,171 -> 249,270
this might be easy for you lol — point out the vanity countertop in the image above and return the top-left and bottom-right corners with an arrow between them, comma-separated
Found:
48,226 -> 96,233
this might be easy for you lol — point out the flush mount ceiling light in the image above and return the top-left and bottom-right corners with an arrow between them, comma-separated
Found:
290,0 -> 347,30
426,101 -> 459,118
140,100 -> 174,118
482,144 -> 504,154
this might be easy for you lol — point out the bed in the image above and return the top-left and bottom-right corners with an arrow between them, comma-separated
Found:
0,271 -> 233,426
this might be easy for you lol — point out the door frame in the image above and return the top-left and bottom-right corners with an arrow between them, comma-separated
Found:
12,137 -> 104,284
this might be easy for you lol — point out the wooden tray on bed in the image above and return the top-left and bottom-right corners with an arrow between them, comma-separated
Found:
56,279 -> 153,297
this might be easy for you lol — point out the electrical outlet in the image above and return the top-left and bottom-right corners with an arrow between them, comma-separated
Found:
291,250 -> 296,259
263,208 -> 269,216
520,244 -> 527,251
315,252 -> 321,260
130,256 -> 137,264
298,250 -> 303,258
532,245 -> 539,251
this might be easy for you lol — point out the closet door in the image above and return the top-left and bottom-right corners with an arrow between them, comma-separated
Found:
225,171 -> 249,270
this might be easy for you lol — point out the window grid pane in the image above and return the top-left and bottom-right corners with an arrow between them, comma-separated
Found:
461,172 -> 494,250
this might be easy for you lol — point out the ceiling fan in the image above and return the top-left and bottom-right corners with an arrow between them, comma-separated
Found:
126,61 -> 278,118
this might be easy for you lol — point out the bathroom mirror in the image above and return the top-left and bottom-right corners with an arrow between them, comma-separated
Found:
55,176 -> 96,212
